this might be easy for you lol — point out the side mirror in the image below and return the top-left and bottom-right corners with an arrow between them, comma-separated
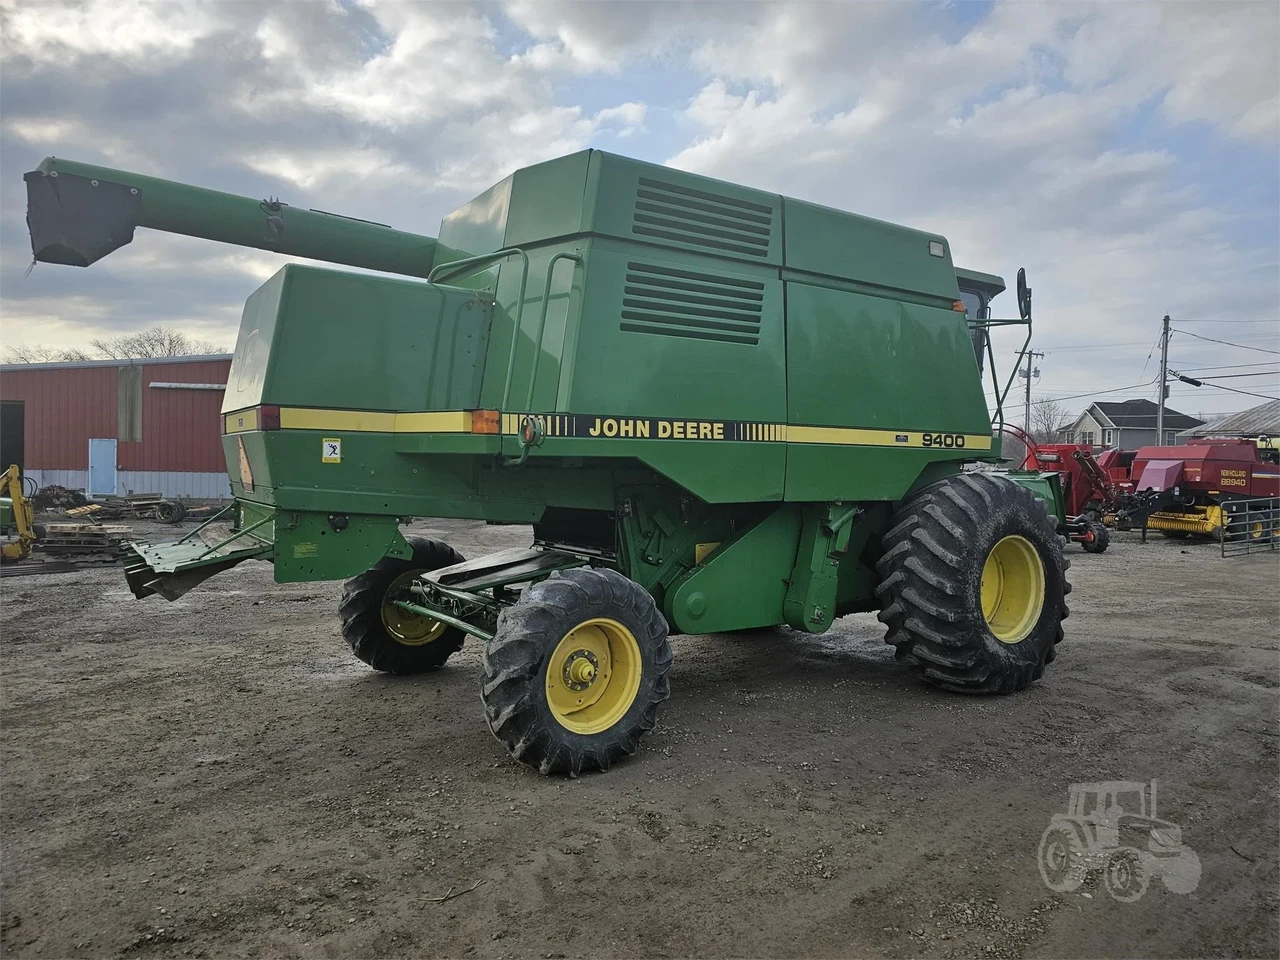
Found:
1017,267 -> 1032,321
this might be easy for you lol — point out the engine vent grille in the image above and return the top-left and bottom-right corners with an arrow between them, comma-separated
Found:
631,177 -> 773,259
620,261 -> 764,345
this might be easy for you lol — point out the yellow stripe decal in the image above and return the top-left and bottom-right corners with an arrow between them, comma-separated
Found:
787,425 -> 992,450
244,406 -> 992,450
224,409 -> 258,434
392,411 -> 472,433
277,408 -> 471,434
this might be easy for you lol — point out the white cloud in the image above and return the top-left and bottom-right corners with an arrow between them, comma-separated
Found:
0,0 -> 222,62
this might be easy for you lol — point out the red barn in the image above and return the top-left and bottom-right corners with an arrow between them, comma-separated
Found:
1,354 -> 232,500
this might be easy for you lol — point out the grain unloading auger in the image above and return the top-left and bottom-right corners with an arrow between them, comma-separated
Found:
26,150 -> 1071,775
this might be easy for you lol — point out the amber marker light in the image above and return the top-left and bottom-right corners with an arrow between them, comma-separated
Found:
471,409 -> 501,434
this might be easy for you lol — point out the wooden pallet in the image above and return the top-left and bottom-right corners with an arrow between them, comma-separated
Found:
36,523 -> 133,557
43,523 -> 132,537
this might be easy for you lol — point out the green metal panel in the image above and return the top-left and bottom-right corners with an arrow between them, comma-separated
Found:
504,152 -> 592,248
785,282 -> 989,430
665,505 -> 802,633
437,174 -> 512,267
587,152 -> 783,267
221,269 -> 288,412
782,197 -> 958,303
568,240 -> 786,420
1003,470 -> 1066,523
272,511 -> 408,583
229,265 -> 492,414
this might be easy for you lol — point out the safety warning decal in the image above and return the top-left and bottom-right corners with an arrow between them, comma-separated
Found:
321,438 -> 342,463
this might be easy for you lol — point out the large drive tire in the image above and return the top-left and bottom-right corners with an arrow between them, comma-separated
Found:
339,537 -> 466,674
875,473 -> 1070,694
481,567 -> 672,776
1081,521 -> 1110,554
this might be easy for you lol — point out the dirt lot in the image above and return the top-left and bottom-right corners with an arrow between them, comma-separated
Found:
2,520 -> 1277,959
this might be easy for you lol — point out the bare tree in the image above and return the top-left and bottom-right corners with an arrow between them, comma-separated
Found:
3,343 -> 93,363
90,326 -> 224,359
1030,397 -> 1073,445
5,325 -> 225,363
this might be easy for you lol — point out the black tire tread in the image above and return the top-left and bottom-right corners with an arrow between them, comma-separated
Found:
339,537 -> 465,674
481,567 -> 672,776
1081,521 -> 1110,553
875,472 -> 1070,694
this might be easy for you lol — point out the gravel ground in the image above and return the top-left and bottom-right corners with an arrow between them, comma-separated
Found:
1,520 -> 1277,959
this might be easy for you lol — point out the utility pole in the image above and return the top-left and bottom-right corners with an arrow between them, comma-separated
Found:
1156,314 -> 1170,444
1020,349 -> 1044,436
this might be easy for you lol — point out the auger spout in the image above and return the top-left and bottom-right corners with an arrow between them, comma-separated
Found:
24,156 -> 438,277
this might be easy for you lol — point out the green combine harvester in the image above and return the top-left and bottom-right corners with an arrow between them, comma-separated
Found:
25,152 -> 1069,775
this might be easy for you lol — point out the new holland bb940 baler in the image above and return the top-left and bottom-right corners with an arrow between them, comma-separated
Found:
25,151 -> 1070,775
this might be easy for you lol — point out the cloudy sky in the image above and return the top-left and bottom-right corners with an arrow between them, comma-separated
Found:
2,0 -> 1277,420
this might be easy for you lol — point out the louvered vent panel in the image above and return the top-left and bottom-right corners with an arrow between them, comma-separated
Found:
631,177 -> 773,259
620,261 -> 764,345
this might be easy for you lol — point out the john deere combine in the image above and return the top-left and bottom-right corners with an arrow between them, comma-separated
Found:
25,151 -> 1069,774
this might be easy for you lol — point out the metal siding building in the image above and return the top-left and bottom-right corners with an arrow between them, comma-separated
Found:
0,354 -> 232,499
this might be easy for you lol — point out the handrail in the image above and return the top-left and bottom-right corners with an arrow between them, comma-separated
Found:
523,252 -> 583,413
970,315 -> 1032,428
426,247 -> 527,286
193,513 -> 274,561
175,501 -> 235,544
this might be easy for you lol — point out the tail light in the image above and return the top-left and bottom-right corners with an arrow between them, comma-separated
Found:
259,405 -> 281,431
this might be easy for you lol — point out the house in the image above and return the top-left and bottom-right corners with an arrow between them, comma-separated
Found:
1061,399 -> 1205,450
1177,399 -> 1280,440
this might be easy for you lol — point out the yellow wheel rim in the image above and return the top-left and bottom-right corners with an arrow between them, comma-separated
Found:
545,618 -> 642,734
380,571 -> 448,647
1249,520 -> 1265,540
980,535 -> 1046,644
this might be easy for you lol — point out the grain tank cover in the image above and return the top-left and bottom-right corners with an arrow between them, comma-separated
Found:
437,150 -> 965,306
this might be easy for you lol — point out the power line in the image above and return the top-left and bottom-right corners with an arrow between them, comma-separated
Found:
1170,318 -> 1279,323
1169,371 -> 1278,401
1177,361 -> 1280,372
1195,382 -> 1278,400
1041,340 -> 1163,353
1190,371 -> 1280,380
1171,328 -> 1280,354
985,379 -> 1160,406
